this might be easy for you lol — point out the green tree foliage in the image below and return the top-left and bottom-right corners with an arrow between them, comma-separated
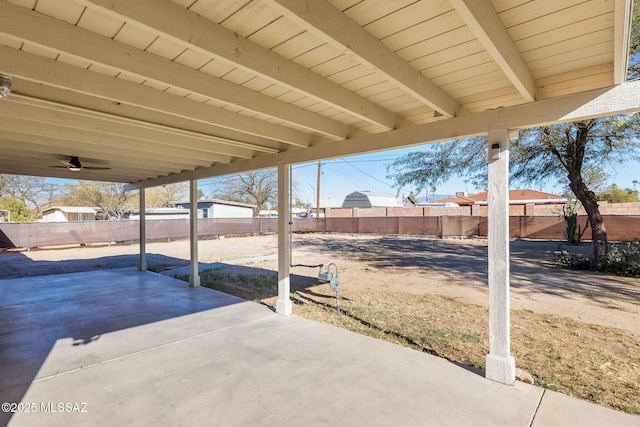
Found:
387,115 -> 640,265
0,174 -> 51,217
597,184 -> 638,203
212,170 -> 278,217
0,195 -> 34,222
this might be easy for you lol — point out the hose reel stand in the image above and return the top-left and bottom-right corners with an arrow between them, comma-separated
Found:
318,263 -> 340,314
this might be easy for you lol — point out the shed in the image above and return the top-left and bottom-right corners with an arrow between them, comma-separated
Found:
40,206 -> 97,223
342,191 -> 404,209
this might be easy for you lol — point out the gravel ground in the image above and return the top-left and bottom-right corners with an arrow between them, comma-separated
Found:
1,233 -> 638,338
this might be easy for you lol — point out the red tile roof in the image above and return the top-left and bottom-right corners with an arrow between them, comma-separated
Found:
431,190 -> 564,205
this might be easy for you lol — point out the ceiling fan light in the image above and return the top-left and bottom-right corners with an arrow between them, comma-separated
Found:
0,75 -> 11,100
67,156 -> 82,171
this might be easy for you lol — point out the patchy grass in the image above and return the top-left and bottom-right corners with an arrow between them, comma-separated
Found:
196,268 -> 278,302
193,269 -> 640,416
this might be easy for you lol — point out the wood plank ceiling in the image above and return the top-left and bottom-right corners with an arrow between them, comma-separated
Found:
0,0 -> 633,185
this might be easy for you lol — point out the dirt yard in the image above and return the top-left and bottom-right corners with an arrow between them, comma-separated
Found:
3,233 -> 640,413
1,233 -> 638,340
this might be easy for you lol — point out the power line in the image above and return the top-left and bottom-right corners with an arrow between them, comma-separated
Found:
337,157 -> 393,188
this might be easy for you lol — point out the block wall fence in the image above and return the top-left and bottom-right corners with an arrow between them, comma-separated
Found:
1,213 -> 639,249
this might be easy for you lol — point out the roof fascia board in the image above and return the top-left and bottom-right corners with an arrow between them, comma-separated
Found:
126,80 -> 640,190
613,0 -> 634,84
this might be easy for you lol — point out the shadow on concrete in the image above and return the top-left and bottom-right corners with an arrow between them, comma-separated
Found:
0,250 -> 189,280
0,268 -> 245,425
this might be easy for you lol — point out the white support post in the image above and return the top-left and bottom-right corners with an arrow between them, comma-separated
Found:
138,188 -> 147,271
485,128 -> 515,384
189,179 -> 200,288
276,163 -> 293,316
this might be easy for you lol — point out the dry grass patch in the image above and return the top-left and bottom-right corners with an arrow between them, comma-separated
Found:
195,268 -> 640,416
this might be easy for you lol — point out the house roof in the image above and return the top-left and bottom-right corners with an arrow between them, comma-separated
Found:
468,189 -> 566,203
342,191 -> 404,208
175,199 -> 256,209
131,207 -> 189,215
43,206 -> 97,214
319,198 -> 345,209
0,1 -> 637,187
432,189 -> 566,205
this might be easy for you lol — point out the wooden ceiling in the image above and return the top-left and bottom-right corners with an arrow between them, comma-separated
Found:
0,0 -> 636,187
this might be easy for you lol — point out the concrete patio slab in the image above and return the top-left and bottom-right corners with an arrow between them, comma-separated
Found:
1,269 -> 637,426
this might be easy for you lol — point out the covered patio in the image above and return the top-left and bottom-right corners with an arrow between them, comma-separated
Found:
0,0 -> 639,423
1,268 -> 638,426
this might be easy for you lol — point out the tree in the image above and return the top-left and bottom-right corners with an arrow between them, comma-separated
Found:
145,183 -> 189,208
60,181 -> 137,220
387,115 -> 640,266
597,184 -> 638,203
0,174 -> 52,216
212,170 -> 278,217
0,195 -> 34,222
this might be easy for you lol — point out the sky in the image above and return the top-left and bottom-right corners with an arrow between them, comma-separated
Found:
286,144 -> 640,205
49,141 -> 640,205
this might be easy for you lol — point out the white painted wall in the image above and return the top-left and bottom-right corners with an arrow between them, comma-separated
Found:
41,210 -> 68,222
207,203 -> 253,218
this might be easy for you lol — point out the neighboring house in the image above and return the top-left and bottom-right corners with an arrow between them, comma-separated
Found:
342,191 -> 404,209
259,207 -> 307,218
302,198 -> 344,218
258,210 -> 277,218
431,189 -> 566,215
402,196 -> 417,207
40,206 -> 97,222
174,199 -> 256,218
433,189 -> 566,206
128,208 -> 190,221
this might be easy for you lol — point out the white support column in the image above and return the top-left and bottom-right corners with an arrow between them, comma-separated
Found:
276,163 -> 293,316
189,179 -> 201,288
138,188 -> 147,271
485,128 -> 515,384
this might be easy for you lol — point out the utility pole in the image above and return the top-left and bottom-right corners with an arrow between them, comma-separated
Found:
316,161 -> 321,218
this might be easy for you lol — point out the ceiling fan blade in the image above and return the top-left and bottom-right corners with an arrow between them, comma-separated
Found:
50,156 -> 110,171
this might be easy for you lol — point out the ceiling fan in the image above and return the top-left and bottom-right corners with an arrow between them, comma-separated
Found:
51,156 -> 111,172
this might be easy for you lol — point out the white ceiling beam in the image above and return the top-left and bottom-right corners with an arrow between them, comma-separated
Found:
0,1 -> 347,140
80,0 -> 398,130
0,44 -> 310,149
127,80 -> 640,189
2,95 -> 257,160
0,149 -> 161,180
0,163 -> 152,183
449,0 -> 536,102
0,115 -> 230,166
613,0 -> 633,84
0,137 -> 209,171
265,0 -> 460,118
12,79 -> 290,154
0,144 -> 186,177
